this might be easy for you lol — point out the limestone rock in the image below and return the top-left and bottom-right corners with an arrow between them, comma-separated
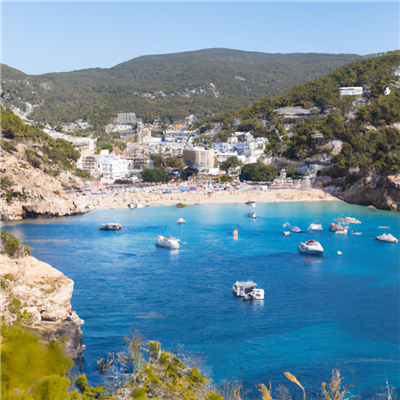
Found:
1,253 -> 84,358
340,172 -> 400,211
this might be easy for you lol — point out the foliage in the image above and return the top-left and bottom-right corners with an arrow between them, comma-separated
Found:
100,144 -> 114,153
139,168 -> 172,183
1,176 -> 14,190
1,50 -> 368,126
165,157 -> 184,169
1,140 -> 17,152
1,230 -> 21,256
114,141 -> 127,151
98,334 -> 213,400
75,168 -> 91,179
286,166 -> 300,179
1,323 -> 73,400
1,110 -> 83,176
321,370 -> 352,400
26,150 -> 42,168
220,156 -> 243,171
151,156 -> 184,169
240,163 -> 279,181
220,175 -> 232,183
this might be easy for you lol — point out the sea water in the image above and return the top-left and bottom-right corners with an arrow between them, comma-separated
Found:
3,202 -> 399,396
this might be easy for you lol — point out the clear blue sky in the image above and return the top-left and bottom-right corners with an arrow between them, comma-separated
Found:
1,2 -> 399,75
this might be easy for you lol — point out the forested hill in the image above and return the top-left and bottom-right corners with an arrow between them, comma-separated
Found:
1,48 -> 369,127
205,50 -> 400,179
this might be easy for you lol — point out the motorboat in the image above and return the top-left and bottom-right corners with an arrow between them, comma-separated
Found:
248,212 -> 256,218
290,226 -> 301,233
329,222 -> 348,234
128,203 -> 135,209
298,239 -> 324,255
375,233 -> 398,243
308,223 -> 323,231
344,217 -> 361,224
155,235 -> 181,249
177,218 -> 186,224
243,288 -> 265,300
283,231 -> 290,236
245,201 -> 256,205
100,223 -> 121,231
176,203 -> 187,208
232,281 -> 257,297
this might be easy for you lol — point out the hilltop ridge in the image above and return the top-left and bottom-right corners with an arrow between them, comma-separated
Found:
1,48 -> 369,126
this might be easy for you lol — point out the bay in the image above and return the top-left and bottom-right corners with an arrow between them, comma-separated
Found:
3,201 -> 399,396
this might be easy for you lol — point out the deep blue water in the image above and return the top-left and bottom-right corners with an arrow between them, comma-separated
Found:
3,202 -> 399,397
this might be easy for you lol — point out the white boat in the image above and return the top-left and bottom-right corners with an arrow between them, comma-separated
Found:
290,226 -> 302,233
155,235 -> 181,249
298,239 -> 324,255
308,223 -> 323,231
100,223 -> 121,231
248,212 -> 256,218
375,233 -> 398,244
177,218 -> 186,224
345,217 -> 361,224
128,203 -> 136,209
232,281 -> 257,297
243,288 -> 265,300
329,222 -> 348,234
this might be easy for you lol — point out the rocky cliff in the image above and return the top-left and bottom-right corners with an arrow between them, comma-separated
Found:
341,171 -> 400,211
316,170 -> 400,211
0,146 -> 90,220
0,244 -> 84,359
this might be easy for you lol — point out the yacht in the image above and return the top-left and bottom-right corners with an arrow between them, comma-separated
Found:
243,288 -> 265,300
308,223 -> 323,231
375,233 -> 398,243
100,223 -> 121,231
232,281 -> 257,297
155,235 -> 181,249
298,239 -> 324,255
248,212 -> 257,218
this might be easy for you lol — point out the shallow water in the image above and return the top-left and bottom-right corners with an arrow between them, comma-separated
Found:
3,202 -> 399,396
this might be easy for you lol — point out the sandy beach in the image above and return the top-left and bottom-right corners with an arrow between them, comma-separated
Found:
71,188 -> 340,211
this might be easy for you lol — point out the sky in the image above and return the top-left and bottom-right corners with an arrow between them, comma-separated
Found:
1,1 -> 399,75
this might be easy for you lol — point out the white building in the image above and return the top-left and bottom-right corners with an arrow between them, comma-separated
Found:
339,87 -> 363,96
98,150 -> 130,182
76,149 -> 130,182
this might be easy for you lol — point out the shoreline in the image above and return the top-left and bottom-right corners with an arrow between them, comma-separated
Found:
71,188 -> 341,211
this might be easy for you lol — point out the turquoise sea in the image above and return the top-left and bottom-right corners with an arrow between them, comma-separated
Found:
3,202 -> 399,397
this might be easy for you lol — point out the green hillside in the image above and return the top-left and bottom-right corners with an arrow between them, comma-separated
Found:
206,50 -> 400,177
1,48 -> 369,127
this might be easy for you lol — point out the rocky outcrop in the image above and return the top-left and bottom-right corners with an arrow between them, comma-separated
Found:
316,169 -> 400,211
340,172 -> 400,211
0,146 -> 90,220
0,252 -> 84,359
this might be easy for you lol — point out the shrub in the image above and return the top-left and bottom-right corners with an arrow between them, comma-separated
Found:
220,156 -> 243,171
139,168 -> 171,183
1,230 -> 21,256
1,140 -> 17,152
26,150 -> 42,168
8,298 -> 22,314
1,176 -> 13,190
240,162 -> 279,182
